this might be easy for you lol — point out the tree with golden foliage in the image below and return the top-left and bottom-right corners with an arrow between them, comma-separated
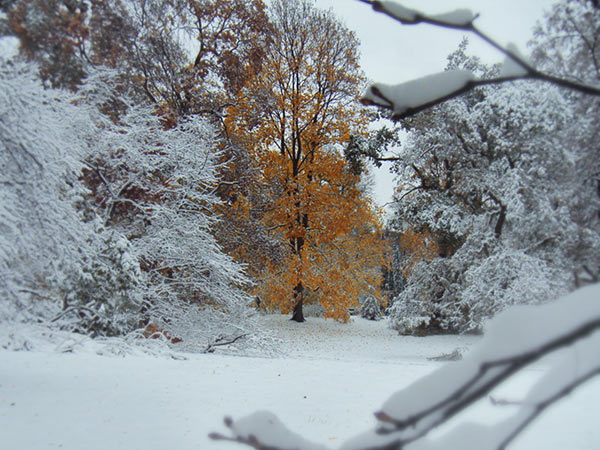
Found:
226,0 -> 386,322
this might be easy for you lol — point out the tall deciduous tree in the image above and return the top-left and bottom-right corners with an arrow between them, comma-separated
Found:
529,0 -> 600,285
226,0 -> 385,322
384,47 -> 593,334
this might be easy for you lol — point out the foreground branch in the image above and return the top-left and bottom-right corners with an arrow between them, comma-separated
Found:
210,285 -> 600,450
359,0 -> 600,121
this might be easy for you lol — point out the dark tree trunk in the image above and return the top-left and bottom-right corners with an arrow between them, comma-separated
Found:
494,203 -> 507,239
487,192 -> 506,239
290,282 -> 305,322
288,136 -> 308,323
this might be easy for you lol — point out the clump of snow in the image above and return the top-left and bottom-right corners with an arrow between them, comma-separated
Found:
372,1 -> 418,22
371,2 -> 475,27
500,43 -> 530,77
0,323 -> 179,358
363,70 -> 475,116
232,412 -> 331,450
429,9 -> 475,26
0,36 -> 19,61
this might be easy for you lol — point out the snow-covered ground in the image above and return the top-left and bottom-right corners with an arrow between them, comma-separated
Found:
1,315 -> 599,449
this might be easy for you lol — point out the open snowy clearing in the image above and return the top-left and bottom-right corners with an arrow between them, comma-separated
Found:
1,316 -> 599,450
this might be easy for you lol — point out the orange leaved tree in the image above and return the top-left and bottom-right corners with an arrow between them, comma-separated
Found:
226,0 -> 385,322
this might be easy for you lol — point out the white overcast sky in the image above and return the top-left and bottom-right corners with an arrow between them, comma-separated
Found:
314,0 -> 558,211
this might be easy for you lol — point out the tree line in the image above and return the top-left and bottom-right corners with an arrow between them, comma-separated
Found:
0,0 -> 389,349
3,0 -> 596,346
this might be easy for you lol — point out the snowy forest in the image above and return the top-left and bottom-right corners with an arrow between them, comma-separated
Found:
1,0 -> 600,449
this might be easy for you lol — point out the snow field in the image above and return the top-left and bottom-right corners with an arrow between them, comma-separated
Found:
1,316 -> 599,450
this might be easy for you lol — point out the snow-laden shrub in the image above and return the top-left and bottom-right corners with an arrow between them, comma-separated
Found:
388,299 -> 432,336
360,295 -> 381,321
54,225 -> 144,337
461,249 -> 571,329
145,296 -> 280,355
388,255 -> 467,335
0,60 -> 277,352
75,74 -> 278,351
0,61 -> 146,335
302,302 -> 325,318
388,243 -> 573,335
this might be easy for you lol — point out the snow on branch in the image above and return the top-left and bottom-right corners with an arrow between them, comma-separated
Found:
211,284 -> 600,450
210,413 -> 330,450
359,1 -> 600,120
499,43 -> 530,78
359,1 -> 477,28
390,331 -> 600,450
362,70 -> 476,118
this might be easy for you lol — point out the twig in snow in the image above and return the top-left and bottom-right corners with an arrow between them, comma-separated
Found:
205,334 -> 248,353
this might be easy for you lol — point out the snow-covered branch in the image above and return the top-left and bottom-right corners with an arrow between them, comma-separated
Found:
359,1 -> 600,120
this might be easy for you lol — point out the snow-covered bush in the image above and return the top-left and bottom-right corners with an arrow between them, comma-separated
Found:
0,60 -> 145,334
145,295 -> 279,355
74,72 -> 275,350
54,225 -> 143,337
360,295 -> 381,321
388,255 -> 464,335
389,236 -> 574,335
0,58 -> 265,348
460,249 -> 571,327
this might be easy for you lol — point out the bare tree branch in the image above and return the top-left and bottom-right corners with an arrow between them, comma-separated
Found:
205,334 -> 248,353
